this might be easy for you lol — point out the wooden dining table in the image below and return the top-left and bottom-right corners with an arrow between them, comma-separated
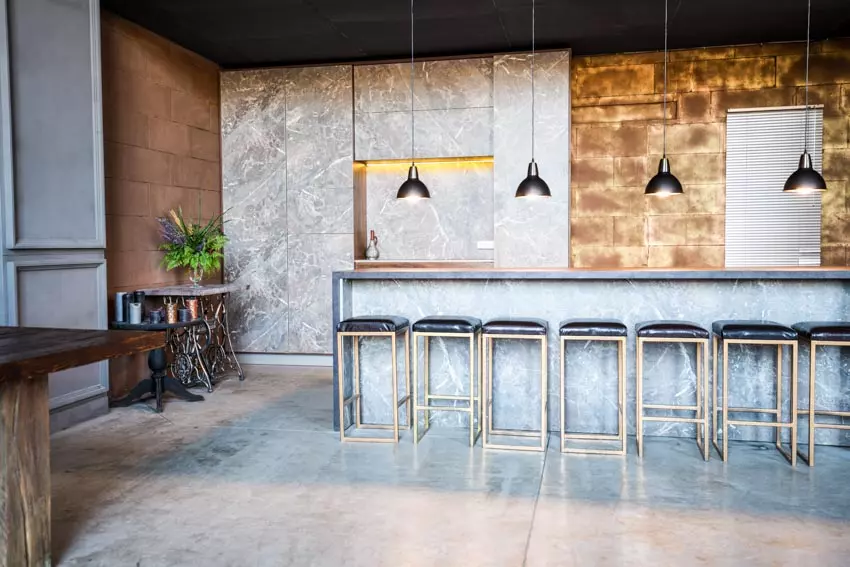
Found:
0,326 -> 164,567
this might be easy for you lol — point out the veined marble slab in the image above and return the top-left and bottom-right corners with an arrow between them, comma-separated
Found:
364,161 -> 494,260
354,107 -> 494,161
334,275 -> 850,446
288,234 -> 353,354
354,58 -> 493,113
494,52 -> 572,268
222,69 -> 289,353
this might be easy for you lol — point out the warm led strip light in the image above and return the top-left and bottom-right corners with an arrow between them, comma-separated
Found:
362,156 -> 494,167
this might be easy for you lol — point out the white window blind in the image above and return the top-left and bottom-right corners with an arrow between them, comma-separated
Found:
725,107 -> 823,267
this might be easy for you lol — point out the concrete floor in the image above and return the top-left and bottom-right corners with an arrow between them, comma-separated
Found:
52,365 -> 850,566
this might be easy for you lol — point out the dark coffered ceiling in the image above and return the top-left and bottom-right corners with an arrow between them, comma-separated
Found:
101,0 -> 850,69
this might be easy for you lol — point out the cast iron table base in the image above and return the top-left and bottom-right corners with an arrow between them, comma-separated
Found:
110,347 -> 204,412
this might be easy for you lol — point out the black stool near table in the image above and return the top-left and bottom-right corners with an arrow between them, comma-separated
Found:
559,319 -> 627,455
481,318 -> 548,452
636,320 -> 710,461
792,321 -> 850,467
336,316 -> 411,443
411,316 -> 483,447
712,320 -> 799,466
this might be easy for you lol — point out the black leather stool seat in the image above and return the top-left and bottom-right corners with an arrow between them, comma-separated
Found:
792,321 -> 850,342
559,318 -> 627,337
712,320 -> 797,341
483,318 -> 548,336
337,316 -> 409,333
412,316 -> 482,334
636,320 -> 709,339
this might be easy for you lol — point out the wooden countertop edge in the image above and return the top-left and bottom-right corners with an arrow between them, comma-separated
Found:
0,330 -> 165,381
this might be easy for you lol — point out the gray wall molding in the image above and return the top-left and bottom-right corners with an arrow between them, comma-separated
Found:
0,1 -> 108,426
4,255 -> 109,409
4,0 -> 105,250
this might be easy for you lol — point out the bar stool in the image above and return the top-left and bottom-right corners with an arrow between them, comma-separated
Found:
636,321 -> 710,460
792,321 -> 850,466
336,316 -> 410,443
712,320 -> 798,465
412,316 -> 483,446
559,319 -> 627,455
482,318 -> 548,452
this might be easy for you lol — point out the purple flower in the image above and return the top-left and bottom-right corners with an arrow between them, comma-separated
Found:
158,217 -> 186,246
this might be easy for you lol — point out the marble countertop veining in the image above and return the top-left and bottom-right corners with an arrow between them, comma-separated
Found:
335,267 -> 850,281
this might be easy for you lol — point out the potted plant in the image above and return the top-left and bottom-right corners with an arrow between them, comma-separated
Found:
157,207 -> 228,287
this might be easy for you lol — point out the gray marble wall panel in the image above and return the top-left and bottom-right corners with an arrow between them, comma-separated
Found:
223,65 -> 354,354
355,107 -> 493,160
285,66 -> 354,234
285,66 -> 354,354
221,69 -> 289,352
354,59 -> 493,113
285,67 -> 353,191
365,162 -> 494,260
348,278 -> 850,446
354,58 -> 494,161
288,234 -> 353,353
493,52 -> 571,268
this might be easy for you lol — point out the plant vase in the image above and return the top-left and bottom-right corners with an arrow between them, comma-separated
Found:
189,266 -> 204,287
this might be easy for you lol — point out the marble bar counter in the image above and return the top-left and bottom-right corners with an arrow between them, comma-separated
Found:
332,268 -> 850,446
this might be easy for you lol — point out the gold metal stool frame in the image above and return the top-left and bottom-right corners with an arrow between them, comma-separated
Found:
796,337 -> 847,467
482,332 -> 548,452
636,336 -> 710,460
336,328 -> 411,443
560,335 -> 626,455
412,329 -> 483,447
712,336 -> 798,466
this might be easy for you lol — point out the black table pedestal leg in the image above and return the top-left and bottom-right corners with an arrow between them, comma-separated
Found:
110,347 -> 204,412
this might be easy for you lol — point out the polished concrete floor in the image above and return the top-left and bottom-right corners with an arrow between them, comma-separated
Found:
53,365 -> 850,566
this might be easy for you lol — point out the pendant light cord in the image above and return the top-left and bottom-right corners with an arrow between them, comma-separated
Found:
410,0 -> 415,166
531,0 -> 536,162
663,0 -> 668,158
804,0 -> 811,154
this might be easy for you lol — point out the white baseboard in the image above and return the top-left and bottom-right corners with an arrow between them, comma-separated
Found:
236,353 -> 332,367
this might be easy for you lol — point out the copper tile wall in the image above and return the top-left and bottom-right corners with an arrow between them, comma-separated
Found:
101,12 -> 221,395
571,39 -> 850,268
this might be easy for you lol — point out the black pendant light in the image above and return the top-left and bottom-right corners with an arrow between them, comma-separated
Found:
645,0 -> 683,197
397,0 -> 430,200
515,0 -> 550,199
784,0 -> 827,194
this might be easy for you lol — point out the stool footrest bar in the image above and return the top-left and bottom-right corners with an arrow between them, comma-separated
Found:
727,419 -> 793,428
726,407 -> 779,414
642,416 -> 704,424
490,428 -> 543,438
644,404 -> 699,411
564,432 -> 621,440
415,405 -> 472,413
427,394 -> 476,401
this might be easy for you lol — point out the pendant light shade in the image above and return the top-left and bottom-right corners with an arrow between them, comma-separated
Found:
784,0 -> 827,195
515,0 -> 549,199
516,160 -> 551,198
397,0 -> 429,200
784,151 -> 827,194
645,0 -> 683,197
645,157 -> 683,196
397,165 -> 430,199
